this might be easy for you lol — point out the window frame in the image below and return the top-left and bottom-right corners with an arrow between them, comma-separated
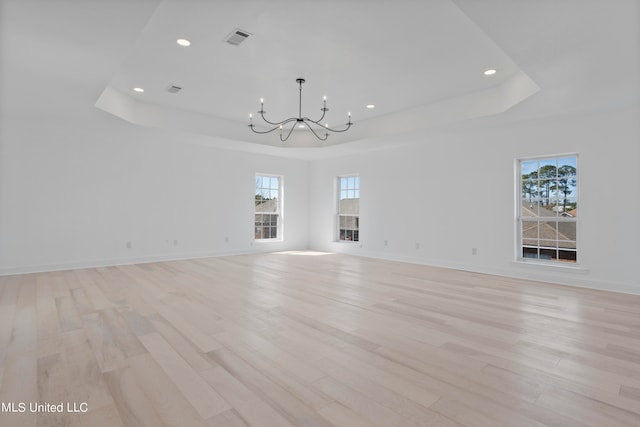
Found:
254,174 -> 283,242
336,174 -> 360,243
516,154 -> 579,265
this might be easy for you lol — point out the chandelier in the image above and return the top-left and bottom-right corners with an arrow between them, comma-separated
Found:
249,78 -> 352,142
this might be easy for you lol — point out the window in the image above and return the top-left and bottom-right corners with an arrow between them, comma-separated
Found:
337,175 -> 360,242
518,155 -> 578,263
255,175 -> 282,240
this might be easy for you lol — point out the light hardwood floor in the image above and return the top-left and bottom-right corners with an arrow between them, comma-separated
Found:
1,252 -> 640,426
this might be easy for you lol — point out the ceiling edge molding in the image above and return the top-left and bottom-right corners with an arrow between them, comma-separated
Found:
94,70 -> 540,157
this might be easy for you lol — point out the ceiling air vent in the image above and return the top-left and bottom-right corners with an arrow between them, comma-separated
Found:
166,85 -> 182,94
224,28 -> 251,46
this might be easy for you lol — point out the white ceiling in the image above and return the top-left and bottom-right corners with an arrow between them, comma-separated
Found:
107,0 -> 522,121
3,0 -> 639,159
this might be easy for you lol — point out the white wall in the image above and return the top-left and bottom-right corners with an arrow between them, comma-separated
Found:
309,107 -> 640,294
0,110 -> 309,274
0,0 -> 309,275
3,88 -> 638,296
2,95 -> 638,296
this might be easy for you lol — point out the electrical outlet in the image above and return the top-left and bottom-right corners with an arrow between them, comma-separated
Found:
415,242 -> 420,250
225,236 -> 229,243
384,240 -> 388,246
173,240 -> 178,246
126,241 -> 132,249
472,247 -> 477,255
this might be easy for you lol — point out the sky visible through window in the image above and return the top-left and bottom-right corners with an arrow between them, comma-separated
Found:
255,175 -> 280,202
521,157 -> 577,176
339,176 -> 360,200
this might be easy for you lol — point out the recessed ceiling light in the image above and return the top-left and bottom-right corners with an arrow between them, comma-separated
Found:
484,69 -> 497,76
366,104 -> 376,109
133,87 -> 144,93
176,38 -> 191,47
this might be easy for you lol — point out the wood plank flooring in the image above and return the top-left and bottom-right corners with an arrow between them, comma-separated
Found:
1,252 -> 640,426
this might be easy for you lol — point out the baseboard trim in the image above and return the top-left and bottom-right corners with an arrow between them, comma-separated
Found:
0,246 -> 308,276
4,246 -> 638,296
310,244 -> 640,296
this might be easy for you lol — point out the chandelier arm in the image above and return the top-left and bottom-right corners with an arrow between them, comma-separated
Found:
279,123 -> 297,142
249,116 -> 299,134
249,124 -> 282,134
258,116 -> 299,130
279,117 -> 299,126
258,109 -> 294,126
303,121 -> 329,141
304,105 -> 328,125
304,118 -> 353,133
325,122 -> 353,133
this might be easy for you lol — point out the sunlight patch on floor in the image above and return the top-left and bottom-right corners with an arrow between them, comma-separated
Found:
273,250 -> 333,256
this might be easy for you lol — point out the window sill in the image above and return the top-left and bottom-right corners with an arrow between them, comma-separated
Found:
511,259 -> 589,273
